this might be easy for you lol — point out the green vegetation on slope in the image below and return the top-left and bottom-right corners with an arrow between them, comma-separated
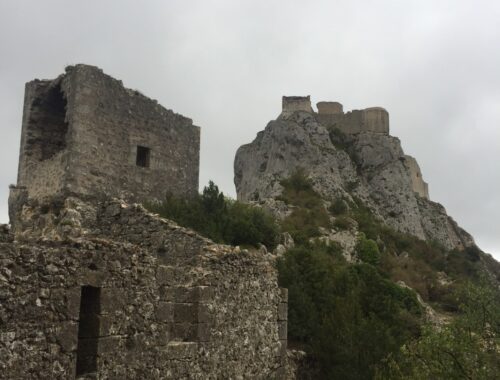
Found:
277,243 -> 422,379
377,280 -> 500,379
277,171 -> 423,379
146,181 -> 279,249
277,169 -> 331,245
277,170 -> 499,379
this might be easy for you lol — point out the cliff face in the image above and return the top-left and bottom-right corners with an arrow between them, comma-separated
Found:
234,106 -> 474,251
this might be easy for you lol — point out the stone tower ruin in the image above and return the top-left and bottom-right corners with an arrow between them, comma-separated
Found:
2,66 -> 289,379
11,64 -> 199,213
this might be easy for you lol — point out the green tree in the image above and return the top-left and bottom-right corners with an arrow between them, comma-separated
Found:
356,233 -> 381,266
378,280 -> 500,380
278,243 -> 422,379
146,181 -> 279,249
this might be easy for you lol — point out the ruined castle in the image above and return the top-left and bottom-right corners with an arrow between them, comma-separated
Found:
280,95 -> 429,199
1,65 -> 288,379
235,95 -> 472,250
12,64 -> 199,206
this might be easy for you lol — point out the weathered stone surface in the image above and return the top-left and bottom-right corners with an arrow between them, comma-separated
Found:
235,101 -> 475,251
2,65 -> 291,379
10,64 -> 200,216
0,198 -> 288,379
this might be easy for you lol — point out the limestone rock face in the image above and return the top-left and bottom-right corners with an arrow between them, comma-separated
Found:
234,109 -> 474,251
235,112 -> 357,202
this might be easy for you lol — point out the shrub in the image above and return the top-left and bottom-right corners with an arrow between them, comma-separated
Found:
377,280 -> 500,380
329,198 -> 349,215
332,216 -> 353,230
278,243 -> 422,379
356,234 -> 381,265
146,181 -> 279,249
278,170 -> 331,244
328,127 -> 350,151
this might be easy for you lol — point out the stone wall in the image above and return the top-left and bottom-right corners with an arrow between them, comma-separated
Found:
0,198 -> 288,379
403,155 -> 429,199
281,96 -> 389,135
316,101 -> 343,115
16,78 -> 71,199
13,64 -> 200,206
282,96 -> 313,114
316,106 -> 389,135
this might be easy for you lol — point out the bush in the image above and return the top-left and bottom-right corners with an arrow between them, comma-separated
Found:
333,216 -> 353,230
278,170 -> 331,244
278,243 -> 422,379
356,234 -> 381,265
377,280 -> 500,380
146,181 -> 279,249
329,198 -> 349,215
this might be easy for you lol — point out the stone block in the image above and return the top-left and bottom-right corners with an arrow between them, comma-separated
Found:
275,340 -> 287,358
157,265 -> 175,286
100,288 -> 126,314
174,287 -> 198,303
80,269 -> 106,287
198,286 -> 214,303
97,336 -> 123,355
278,321 -> 287,340
279,288 -> 288,303
197,304 -> 211,323
57,321 -> 78,352
174,303 -> 197,323
159,286 -> 175,302
278,303 -> 288,321
156,302 -> 174,322
98,315 -> 116,336
197,323 -> 211,342
165,341 -> 198,359
170,322 -> 198,341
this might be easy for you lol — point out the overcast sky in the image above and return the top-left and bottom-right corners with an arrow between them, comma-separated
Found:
0,0 -> 498,259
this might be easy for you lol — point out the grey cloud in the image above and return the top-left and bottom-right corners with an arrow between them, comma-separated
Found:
0,0 -> 498,258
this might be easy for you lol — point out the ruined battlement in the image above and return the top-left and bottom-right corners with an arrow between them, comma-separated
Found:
11,64 -> 200,213
280,95 -> 390,135
282,96 -> 313,113
316,101 -> 390,135
316,101 -> 343,115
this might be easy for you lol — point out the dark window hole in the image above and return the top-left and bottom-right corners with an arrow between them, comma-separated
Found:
136,146 -> 151,168
76,286 -> 101,376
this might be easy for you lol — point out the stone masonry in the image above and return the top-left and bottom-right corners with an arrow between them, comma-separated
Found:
11,64 -> 200,206
0,198 -> 288,379
1,66 -> 289,379
282,96 -> 390,135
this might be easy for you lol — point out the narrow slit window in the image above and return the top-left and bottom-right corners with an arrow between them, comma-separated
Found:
76,286 -> 101,376
136,146 -> 151,168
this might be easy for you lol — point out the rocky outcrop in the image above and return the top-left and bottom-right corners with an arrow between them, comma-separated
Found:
234,105 -> 474,251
